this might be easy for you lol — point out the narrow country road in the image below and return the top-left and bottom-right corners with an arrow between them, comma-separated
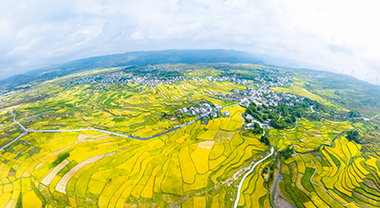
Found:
30,103 -> 237,140
302,154 -> 369,208
233,146 -> 274,208
353,112 -> 380,121
0,131 -> 27,151
370,112 -> 380,120
0,110 -> 29,151
282,119 -> 370,208
25,110 -> 55,120
30,118 -> 202,141
0,103 -> 238,150
271,158 -> 281,208
8,110 -> 27,131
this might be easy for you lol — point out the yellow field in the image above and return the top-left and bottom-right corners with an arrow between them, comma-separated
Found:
0,97 -> 273,207
6,63 -> 378,208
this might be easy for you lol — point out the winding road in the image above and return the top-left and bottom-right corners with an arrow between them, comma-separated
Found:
302,154 -> 369,208
283,118 -> 304,154
352,112 -> 380,121
25,110 -> 55,120
0,103 -> 237,150
281,119 -> 370,208
0,110 -> 29,151
30,117 -> 202,140
4,104 -> 375,208
371,112 -> 380,120
271,157 -> 281,208
269,120 -> 304,208
8,110 -> 27,131
233,146 -> 274,208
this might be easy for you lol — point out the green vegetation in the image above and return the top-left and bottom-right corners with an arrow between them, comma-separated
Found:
1,62 -> 380,208
346,130 -> 360,143
260,135 -> 270,146
252,123 -> 263,135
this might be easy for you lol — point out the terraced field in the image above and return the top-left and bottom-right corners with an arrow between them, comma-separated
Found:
270,118 -> 354,152
0,112 -> 20,149
0,65 -> 273,207
1,63 -> 380,207
0,104 -> 271,207
275,118 -> 380,208
14,78 -> 247,138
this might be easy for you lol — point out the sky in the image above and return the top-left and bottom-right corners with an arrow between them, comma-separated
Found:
1,0 -> 380,84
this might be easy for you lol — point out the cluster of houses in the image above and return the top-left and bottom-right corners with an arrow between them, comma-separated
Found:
207,76 -> 254,86
179,81 -> 307,128
191,78 -> 202,83
120,76 -> 186,86
199,77 -> 305,129
64,72 -> 186,88
239,89 -> 307,129
179,103 -> 230,119
63,66 -> 293,94
204,74 -> 295,108
206,90 -> 246,101
62,67 -> 310,131
205,74 -> 292,88
179,83 -> 306,129
240,86 -> 305,108
0,90 -> 17,100
252,76 -> 292,88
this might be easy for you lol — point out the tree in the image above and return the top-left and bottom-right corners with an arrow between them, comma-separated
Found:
253,113 -> 264,123
290,115 -> 297,122
246,108 -> 254,115
348,110 -> 361,118
270,119 -> 287,129
252,122 -> 263,135
282,146 -> 293,159
294,110 -> 302,118
249,102 -> 257,107
284,117 -> 292,124
346,130 -> 360,143
254,122 -> 261,129
268,112 -> 278,120
309,112 -> 321,121
260,135 -> 270,146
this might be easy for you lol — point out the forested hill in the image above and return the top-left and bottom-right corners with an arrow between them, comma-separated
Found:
0,49 -> 263,91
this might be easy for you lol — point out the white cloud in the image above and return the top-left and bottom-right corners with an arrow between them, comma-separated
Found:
0,0 -> 380,84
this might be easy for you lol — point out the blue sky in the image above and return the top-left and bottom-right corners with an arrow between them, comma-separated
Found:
1,0 -> 380,84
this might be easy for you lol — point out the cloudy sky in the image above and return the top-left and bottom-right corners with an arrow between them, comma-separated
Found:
1,0 -> 380,84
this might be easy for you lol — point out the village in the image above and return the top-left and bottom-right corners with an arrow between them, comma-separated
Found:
64,72 -> 187,89
63,66 -> 308,130
64,66 -> 292,91
180,81 -> 307,130
63,67 -> 303,130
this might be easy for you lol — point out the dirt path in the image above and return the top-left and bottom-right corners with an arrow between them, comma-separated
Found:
41,159 -> 70,185
56,154 -> 105,193
233,146 -> 274,208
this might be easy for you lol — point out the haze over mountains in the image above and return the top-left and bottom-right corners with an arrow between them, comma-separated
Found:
2,2 -> 380,207
2,1 -> 380,84
1,49 -> 380,94
0,49 -> 264,88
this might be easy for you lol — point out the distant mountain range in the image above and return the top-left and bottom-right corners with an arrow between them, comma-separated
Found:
0,49 -> 264,90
